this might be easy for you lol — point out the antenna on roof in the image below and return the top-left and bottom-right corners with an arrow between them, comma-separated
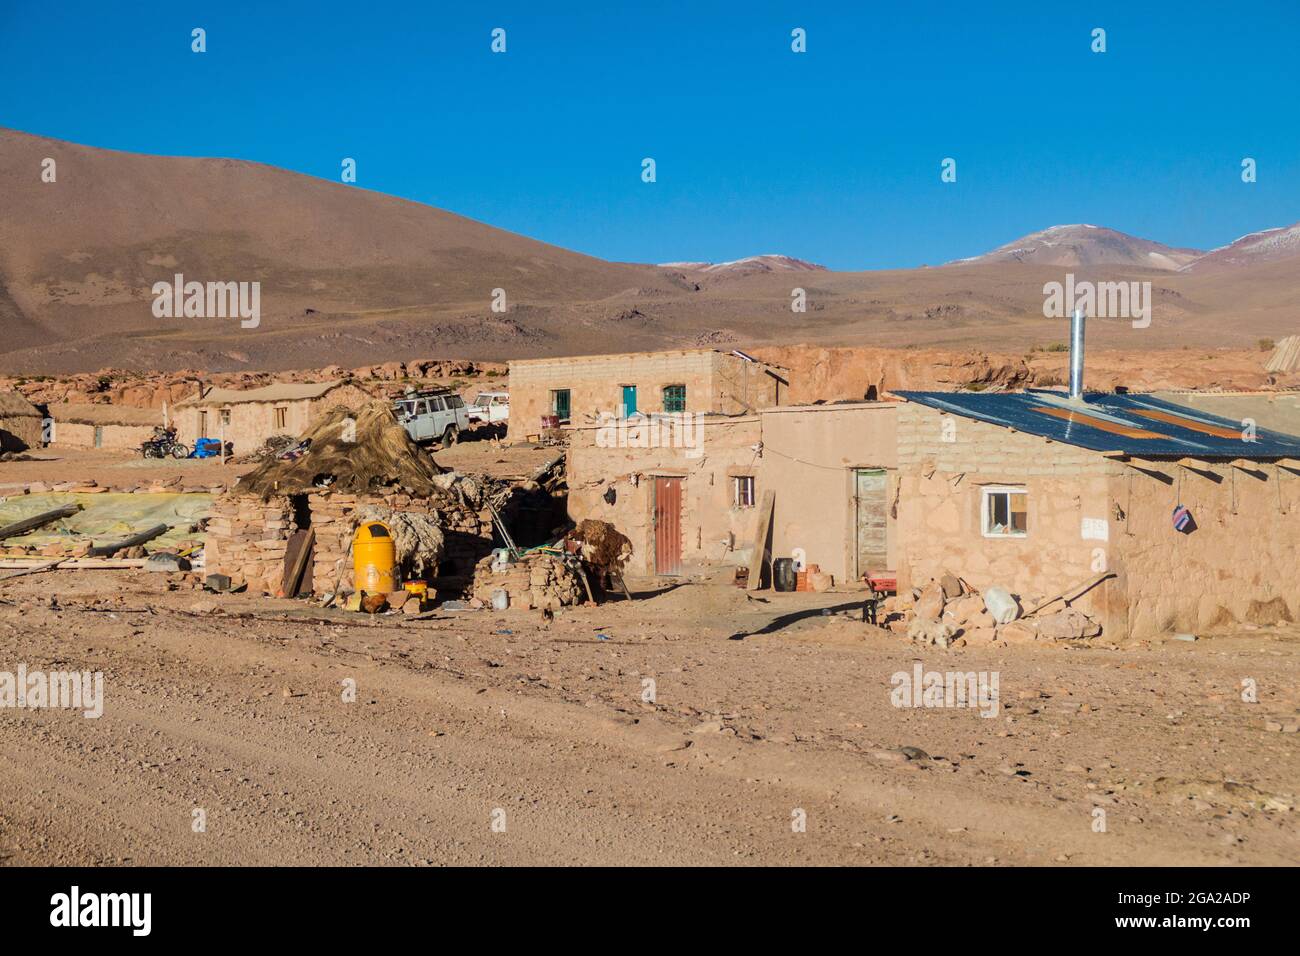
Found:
1068,308 -> 1086,400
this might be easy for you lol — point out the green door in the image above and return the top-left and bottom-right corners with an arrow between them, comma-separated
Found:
621,385 -> 638,417
552,389 -> 571,420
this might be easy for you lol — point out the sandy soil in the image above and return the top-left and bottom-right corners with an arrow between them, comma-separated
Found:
0,567 -> 1294,866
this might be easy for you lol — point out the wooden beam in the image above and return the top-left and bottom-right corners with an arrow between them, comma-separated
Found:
0,558 -> 146,571
88,523 -> 168,558
745,490 -> 776,591
0,504 -> 81,541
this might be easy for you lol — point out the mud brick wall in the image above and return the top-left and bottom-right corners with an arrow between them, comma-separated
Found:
506,350 -> 785,442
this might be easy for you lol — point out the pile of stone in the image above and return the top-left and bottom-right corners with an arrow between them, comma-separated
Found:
886,572 -> 1101,647
469,551 -> 585,611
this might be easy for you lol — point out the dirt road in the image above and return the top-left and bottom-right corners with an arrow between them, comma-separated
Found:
0,570 -> 1295,866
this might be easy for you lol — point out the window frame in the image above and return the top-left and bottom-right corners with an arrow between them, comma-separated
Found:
551,388 -> 572,421
980,485 -> 1029,538
663,384 -> 687,413
273,405 -> 288,430
732,475 -> 756,509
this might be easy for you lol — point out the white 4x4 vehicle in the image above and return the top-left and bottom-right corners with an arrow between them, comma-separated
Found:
393,391 -> 470,446
467,391 -> 509,424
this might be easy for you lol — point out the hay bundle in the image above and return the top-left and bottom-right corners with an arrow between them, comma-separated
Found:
235,402 -> 444,498
567,519 -> 632,574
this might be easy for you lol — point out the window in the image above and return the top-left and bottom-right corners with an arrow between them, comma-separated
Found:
446,395 -> 464,409
551,388 -> 571,421
219,408 -> 231,427
732,475 -> 756,508
663,384 -> 686,413
427,396 -> 446,412
274,406 -> 288,429
982,486 -> 1028,537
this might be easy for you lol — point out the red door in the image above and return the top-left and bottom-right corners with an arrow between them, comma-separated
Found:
654,477 -> 682,575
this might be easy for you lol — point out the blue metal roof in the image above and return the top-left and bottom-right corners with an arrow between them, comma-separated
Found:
894,389 -> 1300,459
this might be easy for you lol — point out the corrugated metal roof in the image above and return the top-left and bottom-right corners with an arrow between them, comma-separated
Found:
895,389 -> 1300,459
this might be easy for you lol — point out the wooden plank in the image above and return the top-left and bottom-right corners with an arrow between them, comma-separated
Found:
0,559 -> 147,570
280,527 -> 315,598
745,490 -> 775,591
0,504 -> 81,540
87,523 -> 168,558
1023,571 -> 1116,617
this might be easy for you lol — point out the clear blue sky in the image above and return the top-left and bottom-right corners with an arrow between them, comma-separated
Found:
3,1 -> 1297,270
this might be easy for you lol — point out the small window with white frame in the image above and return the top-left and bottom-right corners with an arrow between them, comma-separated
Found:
732,475 -> 756,508
982,485 -> 1027,537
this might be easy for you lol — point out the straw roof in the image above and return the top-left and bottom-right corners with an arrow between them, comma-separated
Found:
0,391 -> 41,419
234,401 -> 445,498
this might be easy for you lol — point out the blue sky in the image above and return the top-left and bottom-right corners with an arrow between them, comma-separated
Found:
2,1 -> 1297,269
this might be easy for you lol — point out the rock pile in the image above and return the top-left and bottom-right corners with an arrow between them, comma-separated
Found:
887,572 -> 1101,647
470,552 -> 585,611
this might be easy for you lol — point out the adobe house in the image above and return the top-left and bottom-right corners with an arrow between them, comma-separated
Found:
0,391 -> 43,451
507,348 -> 788,442
566,401 -> 900,581
892,388 -> 1300,639
174,380 -> 371,457
566,413 -> 763,575
760,402 -> 898,584
48,404 -> 161,450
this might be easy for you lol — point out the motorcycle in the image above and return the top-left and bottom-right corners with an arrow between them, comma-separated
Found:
141,432 -> 191,459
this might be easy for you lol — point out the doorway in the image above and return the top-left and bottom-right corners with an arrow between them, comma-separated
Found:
621,385 -> 638,417
653,476 -> 682,575
853,468 -> 888,580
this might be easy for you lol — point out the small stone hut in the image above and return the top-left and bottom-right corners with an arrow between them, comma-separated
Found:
204,402 -> 502,596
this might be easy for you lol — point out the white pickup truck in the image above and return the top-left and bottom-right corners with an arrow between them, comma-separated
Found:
466,391 -> 509,424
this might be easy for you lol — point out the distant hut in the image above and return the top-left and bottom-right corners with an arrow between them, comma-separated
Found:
48,403 -> 162,450
0,391 -> 43,452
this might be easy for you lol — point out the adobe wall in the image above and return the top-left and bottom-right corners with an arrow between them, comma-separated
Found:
566,417 -> 763,575
758,403 -> 898,584
507,351 -> 784,441
51,421 -> 155,450
895,403 -> 1120,624
1109,461 -> 1300,636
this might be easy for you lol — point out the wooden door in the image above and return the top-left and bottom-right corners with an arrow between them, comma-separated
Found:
853,469 -> 888,579
653,476 -> 682,575
622,385 -> 638,417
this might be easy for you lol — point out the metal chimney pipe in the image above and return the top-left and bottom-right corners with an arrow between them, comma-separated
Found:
1068,307 -> 1086,399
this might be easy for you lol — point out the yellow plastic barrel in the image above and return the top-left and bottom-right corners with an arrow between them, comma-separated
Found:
353,521 -> 396,594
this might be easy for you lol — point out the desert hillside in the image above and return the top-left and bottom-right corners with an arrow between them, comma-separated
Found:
2,128 -> 1298,374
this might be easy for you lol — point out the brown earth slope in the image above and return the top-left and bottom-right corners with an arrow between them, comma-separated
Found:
2,128 -> 1299,374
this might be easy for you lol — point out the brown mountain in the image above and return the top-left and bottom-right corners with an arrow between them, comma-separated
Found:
947,224 -> 1203,271
1,128 -> 1298,374
1180,222 -> 1300,272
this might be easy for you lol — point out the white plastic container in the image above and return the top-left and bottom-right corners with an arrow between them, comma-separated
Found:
982,586 -> 1020,624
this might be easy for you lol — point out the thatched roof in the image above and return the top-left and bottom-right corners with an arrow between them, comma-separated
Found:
234,402 -> 444,498
0,391 -> 41,419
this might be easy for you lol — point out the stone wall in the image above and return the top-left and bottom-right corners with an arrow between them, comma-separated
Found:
1109,461 -> 1300,636
894,402 -> 1120,624
0,414 -> 43,452
205,486 -> 498,596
